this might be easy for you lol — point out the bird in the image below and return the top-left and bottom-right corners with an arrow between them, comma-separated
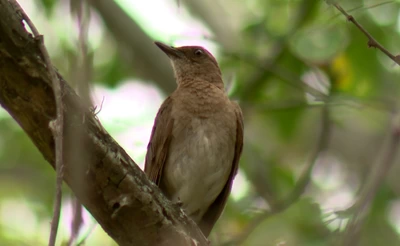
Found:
144,41 -> 243,237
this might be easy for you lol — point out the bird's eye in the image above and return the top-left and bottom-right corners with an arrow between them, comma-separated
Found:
194,49 -> 203,56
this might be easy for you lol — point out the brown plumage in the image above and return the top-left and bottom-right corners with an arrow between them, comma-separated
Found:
145,42 -> 244,237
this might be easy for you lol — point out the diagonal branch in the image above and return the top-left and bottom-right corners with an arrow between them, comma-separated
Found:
0,0 -> 207,245
327,1 -> 400,66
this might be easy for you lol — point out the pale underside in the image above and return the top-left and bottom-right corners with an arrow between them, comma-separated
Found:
160,114 -> 235,222
144,80 -> 243,236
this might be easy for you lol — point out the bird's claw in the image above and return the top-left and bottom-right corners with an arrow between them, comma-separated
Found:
175,197 -> 184,207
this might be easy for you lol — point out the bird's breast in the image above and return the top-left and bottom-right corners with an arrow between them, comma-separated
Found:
160,106 -> 236,222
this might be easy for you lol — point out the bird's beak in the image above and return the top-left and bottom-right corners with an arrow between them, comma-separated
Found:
154,41 -> 183,59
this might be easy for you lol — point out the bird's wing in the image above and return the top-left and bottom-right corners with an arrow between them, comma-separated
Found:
144,97 -> 174,185
199,102 -> 244,237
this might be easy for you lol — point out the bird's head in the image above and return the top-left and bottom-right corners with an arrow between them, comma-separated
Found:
155,42 -> 223,89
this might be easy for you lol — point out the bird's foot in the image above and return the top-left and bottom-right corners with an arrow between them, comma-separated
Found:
175,197 -> 184,207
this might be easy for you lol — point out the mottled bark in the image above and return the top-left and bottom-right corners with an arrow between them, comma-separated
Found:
0,0 -> 207,245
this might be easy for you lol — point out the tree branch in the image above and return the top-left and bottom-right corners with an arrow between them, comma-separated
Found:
0,0 -> 207,245
9,1 -> 66,244
327,0 -> 400,66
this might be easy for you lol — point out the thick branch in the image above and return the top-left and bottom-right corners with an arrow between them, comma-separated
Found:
0,0 -> 207,245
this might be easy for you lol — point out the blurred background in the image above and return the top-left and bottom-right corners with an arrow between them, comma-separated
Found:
1,0 -> 400,245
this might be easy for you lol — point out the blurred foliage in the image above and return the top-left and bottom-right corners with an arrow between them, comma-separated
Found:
2,0 -> 400,245
38,0 -> 57,17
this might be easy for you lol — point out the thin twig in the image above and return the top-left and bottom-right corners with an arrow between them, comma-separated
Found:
339,113 -> 400,246
68,198 -> 83,246
76,221 -> 98,246
12,2 -> 65,246
67,1 -> 92,244
327,1 -> 394,22
328,1 -> 400,65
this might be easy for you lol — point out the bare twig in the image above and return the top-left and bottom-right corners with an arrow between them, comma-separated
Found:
327,1 -> 400,65
327,1 -> 394,22
339,113 -> 400,246
74,0 -> 92,106
12,2 -> 64,245
68,198 -> 83,246
76,221 -> 97,246
67,1 -> 92,244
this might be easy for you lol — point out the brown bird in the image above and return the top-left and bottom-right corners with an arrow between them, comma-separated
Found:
145,41 -> 243,237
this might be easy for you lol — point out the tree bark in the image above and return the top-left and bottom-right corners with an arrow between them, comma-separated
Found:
0,0 -> 207,245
